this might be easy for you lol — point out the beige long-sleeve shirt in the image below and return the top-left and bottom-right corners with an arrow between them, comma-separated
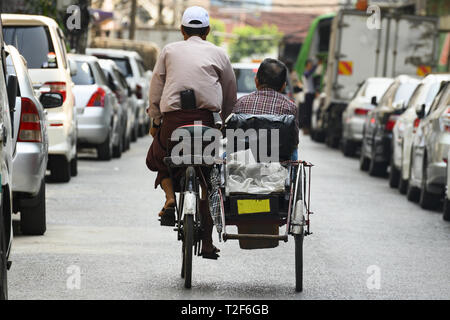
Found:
148,36 -> 237,122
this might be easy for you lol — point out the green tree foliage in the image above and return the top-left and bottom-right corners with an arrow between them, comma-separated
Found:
207,18 -> 226,47
229,24 -> 283,62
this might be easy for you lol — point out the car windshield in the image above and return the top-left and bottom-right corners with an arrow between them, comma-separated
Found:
110,57 -> 133,78
364,81 -> 392,100
3,26 -> 57,69
393,82 -> 418,108
71,61 -> 95,85
234,67 -> 257,93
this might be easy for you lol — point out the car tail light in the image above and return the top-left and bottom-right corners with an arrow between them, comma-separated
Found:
354,108 -> 369,115
135,84 -> 143,99
385,114 -> 398,131
41,81 -> 66,102
413,118 -> 420,129
87,87 -> 106,107
18,98 -> 42,143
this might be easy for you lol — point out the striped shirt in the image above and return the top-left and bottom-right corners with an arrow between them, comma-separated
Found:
233,88 -> 298,124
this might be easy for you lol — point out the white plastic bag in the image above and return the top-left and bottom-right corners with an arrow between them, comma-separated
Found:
226,151 -> 288,194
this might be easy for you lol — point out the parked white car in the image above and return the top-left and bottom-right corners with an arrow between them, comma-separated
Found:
2,14 -> 78,182
408,81 -> 450,210
86,48 -> 150,137
391,74 -> 450,193
0,21 -> 16,300
69,54 -> 122,160
6,45 -> 50,235
341,77 -> 394,156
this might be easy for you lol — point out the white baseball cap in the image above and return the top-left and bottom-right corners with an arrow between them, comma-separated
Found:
181,6 -> 210,28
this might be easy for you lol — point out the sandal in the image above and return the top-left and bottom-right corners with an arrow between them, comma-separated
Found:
200,246 -> 220,260
159,202 -> 176,226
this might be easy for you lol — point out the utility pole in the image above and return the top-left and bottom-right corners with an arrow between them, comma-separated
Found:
156,0 -> 164,26
129,0 -> 137,40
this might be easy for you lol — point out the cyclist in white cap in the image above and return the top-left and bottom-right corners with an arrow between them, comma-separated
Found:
146,6 -> 237,259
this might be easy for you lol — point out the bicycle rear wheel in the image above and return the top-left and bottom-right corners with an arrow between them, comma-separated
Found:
183,214 -> 194,288
182,167 -> 196,289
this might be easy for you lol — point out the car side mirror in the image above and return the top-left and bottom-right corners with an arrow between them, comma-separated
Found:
69,59 -> 77,76
371,96 -> 377,106
7,75 -> 18,112
416,103 -> 426,119
40,92 -> 63,108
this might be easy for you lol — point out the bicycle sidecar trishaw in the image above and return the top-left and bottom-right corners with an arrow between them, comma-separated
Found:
163,113 -> 314,292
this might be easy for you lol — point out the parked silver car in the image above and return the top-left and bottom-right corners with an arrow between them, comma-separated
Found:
86,48 -> 150,137
98,58 -> 135,150
341,77 -> 394,156
408,81 -> 450,209
69,54 -> 122,160
391,74 -> 450,193
6,45 -> 49,235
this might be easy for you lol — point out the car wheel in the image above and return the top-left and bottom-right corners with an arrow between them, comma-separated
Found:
359,140 -> 370,171
389,158 -> 400,188
419,162 -> 440,210
443,198 -> 450,221
0,199 -> 8,300
131,123 -> 138,142
407,180 -> 420,202
138,124 -> 145,137
342,139 -> 356,157
97,132 -> 112,161
398,176 -> 408,195
70,154 -> 78,177
50,156 -> 71,183
20,181 -> 46,236
112,134 -> 123,159
368,142 -> 387,177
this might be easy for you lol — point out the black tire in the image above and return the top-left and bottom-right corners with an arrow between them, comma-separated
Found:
138,124 -> 145,137
443,198 -> 450,221
399,177 -> 408,195
70,154 -> 78,177
389,161 -> 400,188
20,181 -> 46,235
124,135 -> 131,151
97,133 -> 112,161
407,182 -> 420,202
342,139 -> 356,157
325,132 -> 339,149
295,234 -> 303,292
419,165 -> 440,210
131,124 -> 137,142
112,134 -> 123,159
50,156 -> 71,183
360,153 -> 370,171
369,158 -> 387,177
181,239 -> 185,279
0,203 -> 8,300
183,214 -> 193,289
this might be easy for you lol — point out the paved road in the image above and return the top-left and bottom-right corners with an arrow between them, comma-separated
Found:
8,134 -> 450,299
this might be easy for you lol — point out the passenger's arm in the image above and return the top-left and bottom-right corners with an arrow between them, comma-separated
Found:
148,48 -> 167,124
219,52 -> 237,122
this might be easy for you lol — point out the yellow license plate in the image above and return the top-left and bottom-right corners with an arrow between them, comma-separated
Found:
237,199 -> 271,215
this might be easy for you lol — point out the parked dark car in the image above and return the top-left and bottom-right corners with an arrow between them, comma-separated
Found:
360,75 -> 420,176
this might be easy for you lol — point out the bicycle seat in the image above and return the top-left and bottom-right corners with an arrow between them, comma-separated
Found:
175,124 -> 214,137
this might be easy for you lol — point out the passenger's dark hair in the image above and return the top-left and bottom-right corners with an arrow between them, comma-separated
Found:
256,58 -> 287,91
182,20 -> 209,37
